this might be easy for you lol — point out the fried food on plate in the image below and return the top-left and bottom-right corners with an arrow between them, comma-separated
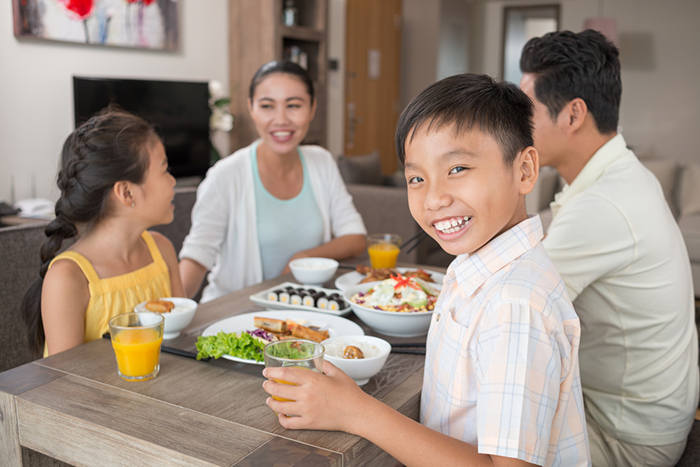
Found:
253,317 -> 288,333
355,265 -> 434,283
145,299 -> 175,313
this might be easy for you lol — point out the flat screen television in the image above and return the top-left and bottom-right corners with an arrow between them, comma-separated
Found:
73,76 -> 211,179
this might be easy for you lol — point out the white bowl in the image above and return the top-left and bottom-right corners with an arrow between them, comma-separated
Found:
134,297 -> 198,339
344,283 -> 435,337
289,257 -> 339,286
321,335 -> 391,385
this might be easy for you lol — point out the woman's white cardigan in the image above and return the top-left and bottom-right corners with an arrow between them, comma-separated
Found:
179,143 -> 367,302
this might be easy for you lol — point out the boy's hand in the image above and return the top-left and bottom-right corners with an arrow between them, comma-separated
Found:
262,360 -> 370,434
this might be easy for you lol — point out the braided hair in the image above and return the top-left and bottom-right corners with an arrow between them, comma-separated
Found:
21,107 -> 156,355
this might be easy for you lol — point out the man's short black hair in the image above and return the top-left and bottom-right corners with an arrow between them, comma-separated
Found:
395,73 -> 534,165
520,29 -> 621,134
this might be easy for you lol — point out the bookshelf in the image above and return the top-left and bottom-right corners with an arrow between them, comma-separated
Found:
228,0 -> 328,151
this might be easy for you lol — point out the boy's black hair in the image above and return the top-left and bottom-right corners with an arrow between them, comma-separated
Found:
520,29 -> 621,134
395,73 -> 534,164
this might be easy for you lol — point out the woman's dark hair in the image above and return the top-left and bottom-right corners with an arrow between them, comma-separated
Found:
520,29 -> 621,134
395,73 -> 534,165
21,107 -> 156,355
248,60 -> 315,102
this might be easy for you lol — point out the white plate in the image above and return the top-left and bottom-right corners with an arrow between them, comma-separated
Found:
249,282 -> 351,316
201,310 -> 365,365
334,267 -> 445,291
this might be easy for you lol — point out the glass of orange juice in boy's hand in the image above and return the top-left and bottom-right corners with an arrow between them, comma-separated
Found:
264,340 -> 324,411
367,233 -> 402,269
109,312 -> 164,382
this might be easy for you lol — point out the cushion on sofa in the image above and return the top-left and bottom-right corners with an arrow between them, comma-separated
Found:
678,214 -> 700,263
679,163 -> 700,218
337,152 -> 383,185
641,159 -> 679,216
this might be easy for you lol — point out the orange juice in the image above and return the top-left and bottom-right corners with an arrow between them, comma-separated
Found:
111,328 -> 163,381
368,243 -> 400,269
270,367 -> 313,402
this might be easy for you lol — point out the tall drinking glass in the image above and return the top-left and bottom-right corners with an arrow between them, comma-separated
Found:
367,233 -> 401,269
108,312 -> 164,382
264,339 -> 324,403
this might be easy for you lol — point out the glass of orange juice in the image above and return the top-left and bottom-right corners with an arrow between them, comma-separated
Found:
263,339 -> 324,406
367,233 -> 402,269
108,312 -> 164,382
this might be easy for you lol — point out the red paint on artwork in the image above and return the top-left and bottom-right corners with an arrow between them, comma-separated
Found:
56,0 -> 95,21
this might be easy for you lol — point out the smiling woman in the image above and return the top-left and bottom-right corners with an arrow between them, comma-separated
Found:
178,60 -> 367,302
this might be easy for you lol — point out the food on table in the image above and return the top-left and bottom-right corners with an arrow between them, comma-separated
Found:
324,340 -> 382,359
291,324 -> 329,343
196,331 -> 266,362
196,316 -> 332,360
343,345 -> 364,359
355,265 -> 435,284
144,299 -> 175,313
351,273 -> 439,313
266,285 -> 347,311
253,316 -> 288,333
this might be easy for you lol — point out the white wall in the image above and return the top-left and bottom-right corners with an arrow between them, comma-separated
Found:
0,0 -> 229,203
474,0 -> 700,163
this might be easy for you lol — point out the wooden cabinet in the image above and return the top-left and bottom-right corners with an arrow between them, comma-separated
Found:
228,0 -> 328,152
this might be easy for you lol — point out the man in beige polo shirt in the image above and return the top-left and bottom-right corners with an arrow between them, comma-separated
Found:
520,30 -> 699,466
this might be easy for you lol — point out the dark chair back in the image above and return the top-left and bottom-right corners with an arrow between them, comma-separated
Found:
0,223 -> 49,372
151,187 -> 197,255
675,419 -> 700,466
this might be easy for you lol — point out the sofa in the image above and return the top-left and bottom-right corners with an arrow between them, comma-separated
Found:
528,160 -> 700,296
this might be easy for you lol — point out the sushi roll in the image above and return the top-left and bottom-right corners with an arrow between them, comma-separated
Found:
317,296 -> 329,310
306,288 -> 317,295
302,295 -> 315,307
278,292 -> 291,303
290,294 -> 303,305
267,289 -> 284,301
327,299 -> 340,311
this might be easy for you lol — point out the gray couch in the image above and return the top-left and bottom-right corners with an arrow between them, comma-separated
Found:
529,160 -> 700,296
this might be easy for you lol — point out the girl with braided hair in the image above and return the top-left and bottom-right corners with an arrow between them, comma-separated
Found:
21,107 -> 184,357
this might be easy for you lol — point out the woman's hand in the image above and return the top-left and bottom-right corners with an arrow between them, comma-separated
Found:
262,360 -> 371,434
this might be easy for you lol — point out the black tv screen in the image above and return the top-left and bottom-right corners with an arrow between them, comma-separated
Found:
73,76 -> 211,179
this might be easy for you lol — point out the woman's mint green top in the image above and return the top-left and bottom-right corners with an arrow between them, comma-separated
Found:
252,144 -> 324,280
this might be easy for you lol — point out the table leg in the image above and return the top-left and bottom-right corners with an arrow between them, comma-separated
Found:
0,391 -> 23,467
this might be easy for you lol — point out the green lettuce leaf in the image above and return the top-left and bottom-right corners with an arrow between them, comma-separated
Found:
195,331 -> 266,362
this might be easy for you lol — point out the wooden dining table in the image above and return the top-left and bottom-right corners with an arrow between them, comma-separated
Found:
0,265 -> 442,467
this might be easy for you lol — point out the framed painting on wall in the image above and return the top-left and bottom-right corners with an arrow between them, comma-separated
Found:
12,0 -> 179,51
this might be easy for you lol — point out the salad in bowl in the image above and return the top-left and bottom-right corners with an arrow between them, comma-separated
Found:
350,273 -> 439,313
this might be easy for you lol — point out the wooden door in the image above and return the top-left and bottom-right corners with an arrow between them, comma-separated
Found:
344,0 -> 402,175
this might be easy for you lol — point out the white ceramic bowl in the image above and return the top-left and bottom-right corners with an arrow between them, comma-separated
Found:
343,283 -> 435,337
289,257 -> 339,286
321,335 -> 391,385
134,297 -> 198,339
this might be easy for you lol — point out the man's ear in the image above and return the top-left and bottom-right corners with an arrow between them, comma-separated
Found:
561,98 -> 588,134
517,146 -> 539,196
112,181 -> 135,208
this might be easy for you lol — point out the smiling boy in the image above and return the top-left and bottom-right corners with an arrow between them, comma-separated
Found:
263,74 -> 590,467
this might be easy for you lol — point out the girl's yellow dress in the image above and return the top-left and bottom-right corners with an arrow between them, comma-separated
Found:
44,231 -> 172,356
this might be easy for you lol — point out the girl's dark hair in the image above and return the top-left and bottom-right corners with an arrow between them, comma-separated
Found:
21,106 -> 156,355
248,60 -> 315,102
520,29 -> 621,134
395,73 -> 534,165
